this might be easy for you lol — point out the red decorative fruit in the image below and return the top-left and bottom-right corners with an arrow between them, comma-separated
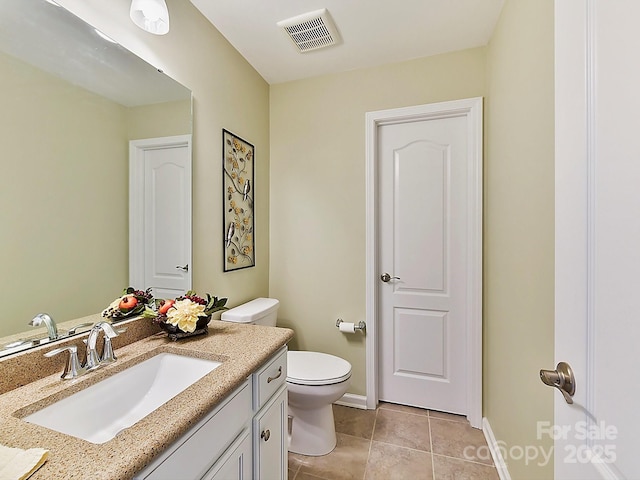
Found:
119,296 -> 138,311
158,299 -> 175,315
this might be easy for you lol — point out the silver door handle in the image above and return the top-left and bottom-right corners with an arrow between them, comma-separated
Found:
380,273 -> 400,283
176,264 -> 189,272
540,362 -> 576,404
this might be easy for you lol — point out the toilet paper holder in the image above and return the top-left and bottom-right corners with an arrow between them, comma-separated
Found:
336,318 -> 366,333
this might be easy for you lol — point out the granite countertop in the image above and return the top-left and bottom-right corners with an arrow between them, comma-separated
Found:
0,321 -> 293,479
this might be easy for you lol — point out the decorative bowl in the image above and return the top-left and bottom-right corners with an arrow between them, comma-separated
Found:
156,315 -> 212,341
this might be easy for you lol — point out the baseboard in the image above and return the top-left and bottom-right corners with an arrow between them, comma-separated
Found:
482,417 -> 511,480
335,393 -> 368,410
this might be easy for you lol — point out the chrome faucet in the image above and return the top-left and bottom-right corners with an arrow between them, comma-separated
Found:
45,345 -> 87,380
85,322 -> 121,369
29,313 -> 58,341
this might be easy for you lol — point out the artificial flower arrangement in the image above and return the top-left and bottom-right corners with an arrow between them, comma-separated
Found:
102,287 -> 154,321
143,291 -> 228,339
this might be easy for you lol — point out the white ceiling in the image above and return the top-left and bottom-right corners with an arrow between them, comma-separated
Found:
189,0 -> 505,85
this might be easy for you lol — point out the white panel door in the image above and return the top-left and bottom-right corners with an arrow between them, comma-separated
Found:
378,113 -> 469,414
130,135 -> 192,299
555,1 -> 640,477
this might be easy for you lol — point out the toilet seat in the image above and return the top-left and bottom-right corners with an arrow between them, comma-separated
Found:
287,351 -> 352,386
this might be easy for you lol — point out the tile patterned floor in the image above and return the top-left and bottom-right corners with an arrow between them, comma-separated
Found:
288,402 -> 500,480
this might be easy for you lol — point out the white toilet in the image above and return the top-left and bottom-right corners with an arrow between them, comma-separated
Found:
220,298 -> 352,456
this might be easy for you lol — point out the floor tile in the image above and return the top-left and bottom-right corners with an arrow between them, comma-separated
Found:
333,404 -> 377,440
288,404 -> 493,480
294,472 -> 331,480
296,433 -> 370,480
364,441 -> 433,480
429,410 -> 469,424
433,455 -> 500,480
378,401 -> 429,417
288,451 -> 307,472
373,408 -> 431,452
430,418 -> 493,465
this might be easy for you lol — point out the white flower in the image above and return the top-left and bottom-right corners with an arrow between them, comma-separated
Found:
165,299 -> 206,333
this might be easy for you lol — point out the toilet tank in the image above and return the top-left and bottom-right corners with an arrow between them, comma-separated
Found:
220,298 -> 279,326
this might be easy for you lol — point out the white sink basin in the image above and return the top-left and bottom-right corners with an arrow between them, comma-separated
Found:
24,353 -> 222,444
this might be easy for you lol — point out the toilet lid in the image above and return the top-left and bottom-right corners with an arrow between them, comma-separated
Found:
287,351 -> 352,386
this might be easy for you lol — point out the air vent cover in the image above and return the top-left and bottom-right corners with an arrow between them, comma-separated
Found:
277,9 -> 340,53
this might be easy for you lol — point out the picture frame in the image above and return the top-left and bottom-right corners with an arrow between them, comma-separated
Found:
222,129 -> 255,271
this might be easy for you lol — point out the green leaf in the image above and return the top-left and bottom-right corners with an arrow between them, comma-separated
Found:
142,306 -> 159,319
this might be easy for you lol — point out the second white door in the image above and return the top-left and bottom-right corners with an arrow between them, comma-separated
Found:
377,103 -> 479,416
129,135 -> 192,299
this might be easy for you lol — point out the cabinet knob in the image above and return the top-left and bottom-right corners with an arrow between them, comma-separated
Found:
261,429 -> 271,442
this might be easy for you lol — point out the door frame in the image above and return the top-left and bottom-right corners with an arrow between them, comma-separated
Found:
364,98 -> 483,428
129,134 -> 192,292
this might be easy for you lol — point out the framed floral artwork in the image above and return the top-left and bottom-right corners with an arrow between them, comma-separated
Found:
222,129 -> 255,271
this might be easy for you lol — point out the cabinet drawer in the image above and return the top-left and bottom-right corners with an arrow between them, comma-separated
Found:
253,347 -> 287,411
138,380 -> 251,480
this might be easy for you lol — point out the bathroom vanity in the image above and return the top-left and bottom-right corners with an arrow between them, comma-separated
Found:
136,347 -> 288,479
0,319 -> 293,479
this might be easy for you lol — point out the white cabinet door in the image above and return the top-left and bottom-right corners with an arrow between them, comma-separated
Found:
253,385 -> 287,480
205,428 -> 252,480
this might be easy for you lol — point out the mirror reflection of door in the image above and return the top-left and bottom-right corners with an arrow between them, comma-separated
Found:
129,135 -> 193,299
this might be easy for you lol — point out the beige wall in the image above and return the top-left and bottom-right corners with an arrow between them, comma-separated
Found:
269,49 -> 486,396
127,99 -> 191,140
0,50 -> 130,336
484,0 -> 555,477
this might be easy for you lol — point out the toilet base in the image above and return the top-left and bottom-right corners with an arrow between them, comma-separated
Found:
288,402 -> 337,456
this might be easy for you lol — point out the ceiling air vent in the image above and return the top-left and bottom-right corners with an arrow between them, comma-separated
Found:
277,9 -> 341,53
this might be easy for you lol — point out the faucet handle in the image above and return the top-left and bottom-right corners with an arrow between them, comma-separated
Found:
84,329 -> 101,370
100,325 -> 126,363
45,346 -> 86,380
101,336 -> 117,363
66,322 -> 93,335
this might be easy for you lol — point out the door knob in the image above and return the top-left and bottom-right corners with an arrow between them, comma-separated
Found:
380,273 -> 400,283
540,362 -> 576,404
176,264 -> 189,272
261,429 -> 270,442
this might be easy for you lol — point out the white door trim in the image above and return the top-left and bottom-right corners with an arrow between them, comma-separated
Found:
365,98 -> 483,428
129,134 -> 192,291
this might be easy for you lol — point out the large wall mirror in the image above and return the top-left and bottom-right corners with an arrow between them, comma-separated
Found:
0,0 -> 192,355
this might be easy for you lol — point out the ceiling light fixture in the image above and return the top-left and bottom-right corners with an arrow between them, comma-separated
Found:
129,0 -> 170,35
